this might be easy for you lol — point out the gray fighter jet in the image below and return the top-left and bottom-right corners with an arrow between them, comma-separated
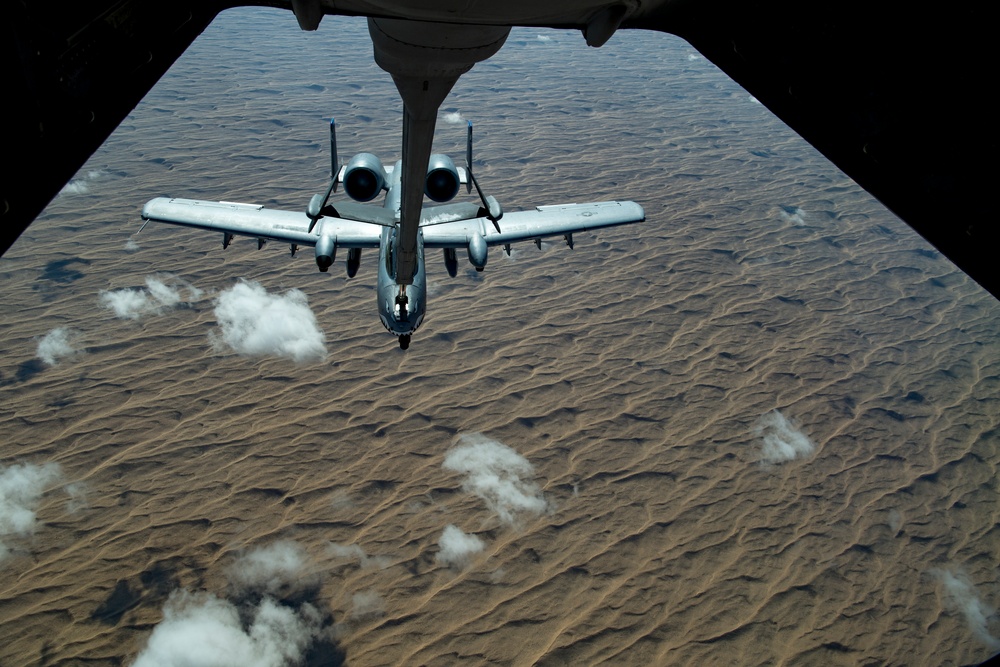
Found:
141,120 -> 644,349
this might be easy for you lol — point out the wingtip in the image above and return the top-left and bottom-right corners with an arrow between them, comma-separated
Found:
626,201 -> 646,222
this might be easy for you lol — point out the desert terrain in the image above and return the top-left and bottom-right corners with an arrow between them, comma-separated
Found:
1,9 -> 998,666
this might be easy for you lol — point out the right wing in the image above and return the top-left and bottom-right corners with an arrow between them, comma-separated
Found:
421,200 -> 645,248
141,197 -> 383,248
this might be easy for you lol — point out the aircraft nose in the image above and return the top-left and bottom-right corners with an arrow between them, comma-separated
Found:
388,321 -> 415,335
382,303 -> 415,335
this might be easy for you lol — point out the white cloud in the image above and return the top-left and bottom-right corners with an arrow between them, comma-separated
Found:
327,542 -> 390,570
133,540 -> 331,666
145,277 -> 184,308
64,481 -> 90,513
328,542 -> 365,561
0,462 -> 61,562
228,541 -> 313,598
125,237 -> 141,253
754,410 -> 815,464
130,590 -> 324,667
933,568 -> 1000,649
536,35 -> 553,43
36,327 -> 80,366
442,111 -> 465,124
779,206 -> 807,226
443,434 -> 548,525
59,170 -> 104,196
329,490 -> 353,510
211,281 -> 327,363
349,590 -> 385,620
60,180 -> 90,195
99,275 -> 202,320
435,525 -> 485,569
100,288 -> 150,319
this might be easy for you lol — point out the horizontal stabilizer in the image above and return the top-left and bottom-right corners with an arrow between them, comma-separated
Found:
332,201 -> 396,227
420,202 -> 484,226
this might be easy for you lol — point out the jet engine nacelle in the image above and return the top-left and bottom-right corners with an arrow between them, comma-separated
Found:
425,154 -> 461,203
316,234 -> 337,272
343,153 -> 386,202
467,233 -> 487,271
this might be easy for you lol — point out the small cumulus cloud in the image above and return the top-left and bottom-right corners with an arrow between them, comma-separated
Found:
99,275 -> 202,320
100,288 -> 149,319
426,280 -> 446,298
329,490 -> 353,510
133,540 -> 336,666
227,541 -> 316,599
60,181 -> 90,195
779,205 -> 807,226
211,280 -> 327,363
59,170 -> 103,196
754,410 -> 815,464
536,34 -> 553,43
687,53 -> 701,62
443,433 -> 548,525
0,461 -> 61,562
36,327 -> 81,366
349,590 -> 385,620
932,568 -> 1000,650
130,589 -> 325,667
327,542 -> 391,570
63,481 -> 90,514
435,525 -> 485,569
125,237 -> 141,253
442,111 -> 466,125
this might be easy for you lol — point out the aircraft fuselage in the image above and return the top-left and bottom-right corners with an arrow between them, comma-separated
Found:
377,225 -> 426,338
374,160 -> 426,341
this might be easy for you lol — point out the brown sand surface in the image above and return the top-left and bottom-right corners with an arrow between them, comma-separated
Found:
2,9 -> 999,666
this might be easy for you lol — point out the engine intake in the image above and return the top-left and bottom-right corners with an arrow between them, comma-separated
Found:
343,153 -> 386,202
425,154 -> 460,203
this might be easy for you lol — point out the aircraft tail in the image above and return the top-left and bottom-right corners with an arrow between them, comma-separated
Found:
466,120 -> 473,194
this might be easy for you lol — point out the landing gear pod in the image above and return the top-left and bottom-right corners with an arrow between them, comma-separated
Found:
425,154 -> 460,203
343,153 -> 386,202
315,234 -> 337,272
443,248 -> 458,277
346,248 -> 362,278
467,233 -> 487,271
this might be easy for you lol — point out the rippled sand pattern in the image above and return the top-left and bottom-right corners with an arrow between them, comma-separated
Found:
2,9 -> 999,666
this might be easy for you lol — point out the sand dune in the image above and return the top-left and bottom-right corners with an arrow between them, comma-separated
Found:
2,8 -> 999,666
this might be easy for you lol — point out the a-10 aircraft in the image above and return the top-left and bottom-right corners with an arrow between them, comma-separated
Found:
140,120 -> 644,349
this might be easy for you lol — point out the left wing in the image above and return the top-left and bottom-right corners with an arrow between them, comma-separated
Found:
421,201 -> 644,248
141,197 -> 383,248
